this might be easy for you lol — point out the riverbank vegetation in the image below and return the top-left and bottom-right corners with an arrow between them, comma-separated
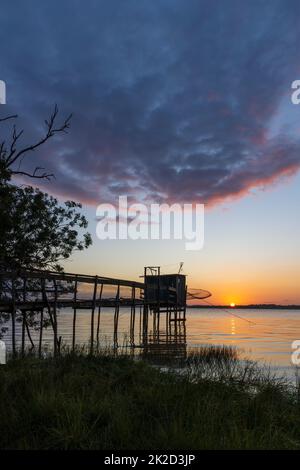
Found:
0,347 -> 300,449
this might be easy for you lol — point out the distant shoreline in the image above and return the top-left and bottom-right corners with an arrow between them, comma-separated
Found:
188,304 -> 300,310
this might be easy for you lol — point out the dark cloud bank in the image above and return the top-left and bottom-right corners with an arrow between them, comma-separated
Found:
1,0 -> 300,206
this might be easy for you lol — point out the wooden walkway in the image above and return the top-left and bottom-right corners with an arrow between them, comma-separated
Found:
0,269 -> 146,355
0,269 -> 186,358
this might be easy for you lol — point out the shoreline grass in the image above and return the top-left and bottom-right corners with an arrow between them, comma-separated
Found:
0,347 -> 300,450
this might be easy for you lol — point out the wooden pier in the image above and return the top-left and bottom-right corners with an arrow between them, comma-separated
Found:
0,267 -> 188,358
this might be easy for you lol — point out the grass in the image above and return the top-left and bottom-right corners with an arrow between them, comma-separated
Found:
0,346 -> 300,449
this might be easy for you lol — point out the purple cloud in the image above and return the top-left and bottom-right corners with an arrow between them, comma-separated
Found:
1,0 -> 300,207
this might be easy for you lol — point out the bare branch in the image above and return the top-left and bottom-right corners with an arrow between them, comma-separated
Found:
0,106 -> 72,181
0,115 -> 18,123
8,125 -> 24,162
7,105 -> 72,167
12,167 -> 55,181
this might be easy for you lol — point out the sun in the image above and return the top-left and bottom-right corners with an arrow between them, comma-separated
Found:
230,302 -> 236,308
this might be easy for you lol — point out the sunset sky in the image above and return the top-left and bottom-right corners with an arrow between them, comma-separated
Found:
1,0 -> 300,304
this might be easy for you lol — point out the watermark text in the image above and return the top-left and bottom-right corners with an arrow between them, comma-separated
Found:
0,80 -> 6,104
96,196 -> 204,251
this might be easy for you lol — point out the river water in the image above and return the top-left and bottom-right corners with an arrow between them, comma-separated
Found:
2,307 -> 300,381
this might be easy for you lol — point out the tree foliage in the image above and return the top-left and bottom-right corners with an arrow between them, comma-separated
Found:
0,184 -> 92,272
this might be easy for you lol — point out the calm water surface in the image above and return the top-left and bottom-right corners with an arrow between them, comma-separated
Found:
4,307 -> 300,380
187,308 -> 300,378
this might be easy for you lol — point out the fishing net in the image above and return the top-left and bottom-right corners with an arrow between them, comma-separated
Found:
187,288 -> 212,300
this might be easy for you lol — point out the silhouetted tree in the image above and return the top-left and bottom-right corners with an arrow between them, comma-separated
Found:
0,107 -> 92,342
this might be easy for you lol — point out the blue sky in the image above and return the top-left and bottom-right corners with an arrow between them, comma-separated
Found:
0,0 -> 300,303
